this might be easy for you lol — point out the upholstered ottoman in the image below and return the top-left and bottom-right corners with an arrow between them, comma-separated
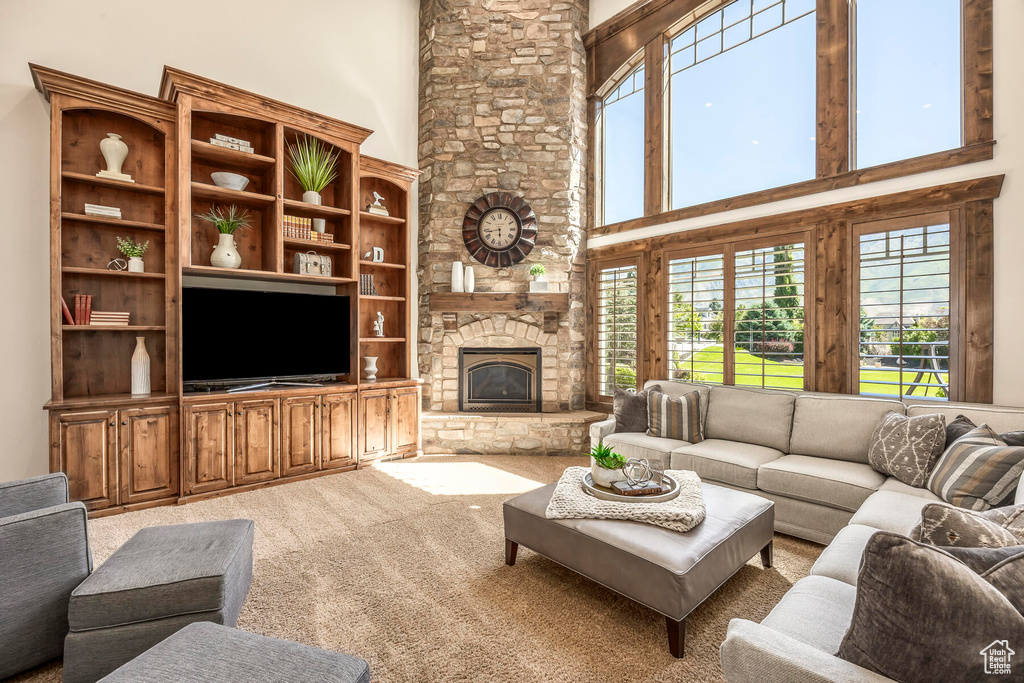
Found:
98,622 -> 370,683
503,482 -> 774,658
63,519 -> 255,683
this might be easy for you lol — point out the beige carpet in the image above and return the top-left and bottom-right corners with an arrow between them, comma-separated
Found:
14,455 -> 822,683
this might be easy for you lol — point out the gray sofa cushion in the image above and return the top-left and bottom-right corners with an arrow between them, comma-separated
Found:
704,386 -> 795,453
878,476 -> 944,499
761,575 -> 857,654
945,414 -> 1024,449
757,455 -> 885,513
789,395 -> 905,464
670,439 -> 782,489
810,524 -> 879,586
0,472 -> 69,518
69,519 -> 254,631
98,622 -> 371,683
603,432 -> 689,468
644,380 -> 710,432
907,402 -> 1024,436
850,491 -> 944,535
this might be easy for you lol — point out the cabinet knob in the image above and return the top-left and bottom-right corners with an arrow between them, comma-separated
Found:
121,421 -> 128,426
236,411 -> 242,416
109,421 -> 115,427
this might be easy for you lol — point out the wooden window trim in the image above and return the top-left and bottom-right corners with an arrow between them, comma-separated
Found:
586,0 -> 995,237
588,255 -> 645,406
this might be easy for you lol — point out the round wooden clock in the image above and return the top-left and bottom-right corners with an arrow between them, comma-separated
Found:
462,192 -> 537,268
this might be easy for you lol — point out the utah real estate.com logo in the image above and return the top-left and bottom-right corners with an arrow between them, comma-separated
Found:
981,640 -> 1015,676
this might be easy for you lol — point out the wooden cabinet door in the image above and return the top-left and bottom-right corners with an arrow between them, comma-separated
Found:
281,396 -> 318,477
321,392 -> 357,469
390,386 -> 421,456
360,390 -> 390,460
51,410 -> 118,511
184,402 -> 233,495
234,399 -> 279,485
119,405 -> 179,504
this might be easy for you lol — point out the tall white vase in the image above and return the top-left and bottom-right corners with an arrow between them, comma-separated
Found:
464,266 -> 475,293
98,133 -> 132,182
131,337 -> 151,395
451,262 -> 465,292
210,233 -> 242,269
363,356 -> 379,381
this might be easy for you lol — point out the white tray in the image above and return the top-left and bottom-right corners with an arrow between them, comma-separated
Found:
582,473 -> 680,503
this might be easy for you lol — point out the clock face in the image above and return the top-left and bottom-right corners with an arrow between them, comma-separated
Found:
462,192 -> 537,268
479,208 -> 520,250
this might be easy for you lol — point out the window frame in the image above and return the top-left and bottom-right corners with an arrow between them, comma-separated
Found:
594,51 -> 647,228
590,255 -> 645,401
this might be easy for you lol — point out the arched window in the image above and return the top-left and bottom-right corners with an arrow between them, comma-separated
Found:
668,0 -> 817,209
597,61 -> 645,226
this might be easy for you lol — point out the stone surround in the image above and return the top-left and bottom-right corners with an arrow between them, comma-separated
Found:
422,410 -> 604,456
417,0 -> 590,420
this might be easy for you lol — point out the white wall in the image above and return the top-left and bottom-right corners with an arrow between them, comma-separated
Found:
0,0 -> 419,482
589,0 -> 1024,407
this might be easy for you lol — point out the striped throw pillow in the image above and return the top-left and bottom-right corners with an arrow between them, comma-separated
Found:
646,389 -> 702,443
926,425 -> 1024,511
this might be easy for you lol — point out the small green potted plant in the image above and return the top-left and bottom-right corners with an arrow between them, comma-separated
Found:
194,205 -> 250,269
116,236 -> 150,273
529,263 -> 548,293
287,134 -> 340,233
590,442 -> 627,488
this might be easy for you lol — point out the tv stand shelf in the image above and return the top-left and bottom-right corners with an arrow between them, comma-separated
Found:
182,265 -> 355,286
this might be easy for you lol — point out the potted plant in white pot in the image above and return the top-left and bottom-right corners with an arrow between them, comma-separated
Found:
287,134 -> 340,233
529,263 -> 548,292
194,205 -> 250,269
116,236 -> 149,273
590,442 -> 627,488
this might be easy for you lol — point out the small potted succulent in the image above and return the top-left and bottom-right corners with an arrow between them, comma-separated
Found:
590,442 -> 627,488
287,134 -> 340,232
529,263 -> 548,293
116,236 -> 150,273
195,205 -> 250,269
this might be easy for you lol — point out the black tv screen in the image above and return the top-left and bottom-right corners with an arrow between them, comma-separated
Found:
183,287 -> 350,385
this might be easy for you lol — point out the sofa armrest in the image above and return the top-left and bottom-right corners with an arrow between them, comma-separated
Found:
720,619 -> 893,683
589,416 -> 616,445
0,472 -> 69,519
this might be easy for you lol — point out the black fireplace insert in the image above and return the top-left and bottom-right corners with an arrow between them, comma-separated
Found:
458,347 -> 541,412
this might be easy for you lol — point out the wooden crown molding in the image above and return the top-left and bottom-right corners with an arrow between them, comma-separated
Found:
159,66 -> 373,146
30,63 -> 174,120
360,155 -> 421,183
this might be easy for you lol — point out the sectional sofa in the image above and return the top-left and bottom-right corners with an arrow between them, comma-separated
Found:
590,381 -> 1024,681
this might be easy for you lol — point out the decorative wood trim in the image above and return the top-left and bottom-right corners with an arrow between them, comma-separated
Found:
643,35 -> 666,217
359,155 -> 421,182
963,0 -> 994,145
813,219 -> 851,393
429,292 -> 570,314
963,199 -> 995,402
31,64 -> 175,120
816,0 -> 849,177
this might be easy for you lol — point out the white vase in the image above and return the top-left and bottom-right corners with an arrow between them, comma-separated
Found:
464,266 -> 475,293
99,133 -> 129,177
128,257 -> 144,273
452,262 -> 464,292
302,190 -> 322,205
363,356 -> 379,381
591,457 -> 621,488
210,233 -> 242,269
131,337 -> 151,395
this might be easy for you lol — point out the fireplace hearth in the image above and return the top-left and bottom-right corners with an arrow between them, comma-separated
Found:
458,348 -> 541,412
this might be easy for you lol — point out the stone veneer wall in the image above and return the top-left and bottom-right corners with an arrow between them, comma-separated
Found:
418,0 -> 589,413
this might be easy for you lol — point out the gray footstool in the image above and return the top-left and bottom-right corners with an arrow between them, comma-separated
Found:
98,622 -> 370,683
63,519 -> 254,683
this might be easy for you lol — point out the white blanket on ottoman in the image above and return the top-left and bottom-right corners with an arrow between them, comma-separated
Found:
544,467 -> 706,533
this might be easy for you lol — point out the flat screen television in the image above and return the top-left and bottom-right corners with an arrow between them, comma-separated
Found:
182,287 -> 350,387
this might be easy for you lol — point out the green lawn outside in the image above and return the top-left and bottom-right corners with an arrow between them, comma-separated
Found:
683,346 -> 947,398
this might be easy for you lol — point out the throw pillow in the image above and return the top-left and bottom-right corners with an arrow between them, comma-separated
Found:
927,425 -> 1024,511
867,410 -> 946,487
946,414 -> 1024,449
646,389 -> 702,443
612,385 -> 658,433
838,532 -> 1024,682
910,502 -> 1024,548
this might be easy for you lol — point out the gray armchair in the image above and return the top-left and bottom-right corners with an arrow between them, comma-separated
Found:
0,473 -> 92,679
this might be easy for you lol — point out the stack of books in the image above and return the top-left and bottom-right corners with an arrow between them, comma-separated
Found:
366,204 -> 389,217
68,294 -> 92,325
209,133 -> 255,154
89,311 -> 131,327
283,215 -> 334,242
359,274 -> 377,296
84,203 -> 122,219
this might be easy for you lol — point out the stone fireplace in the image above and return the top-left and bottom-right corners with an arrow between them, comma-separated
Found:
459,347 -> 541,412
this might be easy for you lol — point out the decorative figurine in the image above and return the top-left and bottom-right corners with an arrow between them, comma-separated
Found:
371,247 -> 384,263
373,311 -> 385,337
97,133 -> 134,183
367,191 -> 389,216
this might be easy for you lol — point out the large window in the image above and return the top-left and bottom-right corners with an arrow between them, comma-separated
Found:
596,261 -> 640,395
599,63 -> 645,225
856,218 -> 952,400
668,253 -> 726,384
668,0 -> 816,208
853,0 -> 962,168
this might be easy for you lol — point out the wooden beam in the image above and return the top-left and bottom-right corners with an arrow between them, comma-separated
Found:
963,0 -> 995,145
963,199 -> 994,403
643,35 -> 665,217
813,220 -> 851,393
816,0 -> 849,177
429,292 -> 570,314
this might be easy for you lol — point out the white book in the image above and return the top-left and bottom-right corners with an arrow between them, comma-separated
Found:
209,139 -> 241,151
213,133 -> 251,147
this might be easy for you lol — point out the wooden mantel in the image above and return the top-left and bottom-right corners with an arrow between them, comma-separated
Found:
431,292 -> 570,333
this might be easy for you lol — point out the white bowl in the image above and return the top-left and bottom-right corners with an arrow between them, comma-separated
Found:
210,172 -> 249,191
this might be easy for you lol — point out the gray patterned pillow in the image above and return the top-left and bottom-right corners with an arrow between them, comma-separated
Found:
867,410 -> 946,487
927,425 -> 1024,511
910,503 -> 1024,548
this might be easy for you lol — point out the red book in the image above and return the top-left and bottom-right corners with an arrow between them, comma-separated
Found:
61,297 -> 75,325
84,295 -> 92,325
74,295 -> 83,326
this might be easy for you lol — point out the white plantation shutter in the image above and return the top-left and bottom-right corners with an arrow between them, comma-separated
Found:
667,253 -> 726,384
596,263 -> 639,395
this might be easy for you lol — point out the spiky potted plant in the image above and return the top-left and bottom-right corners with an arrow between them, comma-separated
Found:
116,236 -> 150,273
590,442 -> 627,488
287,134 -> 340,232
194,205 -> 250,269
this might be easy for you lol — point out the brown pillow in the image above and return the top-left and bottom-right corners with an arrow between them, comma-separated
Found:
946,414 -> 1024,449
612,385 -> 658,433
838,532 -> 1024,682
910,503 -> 1024,548
867,410 -> 946,487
